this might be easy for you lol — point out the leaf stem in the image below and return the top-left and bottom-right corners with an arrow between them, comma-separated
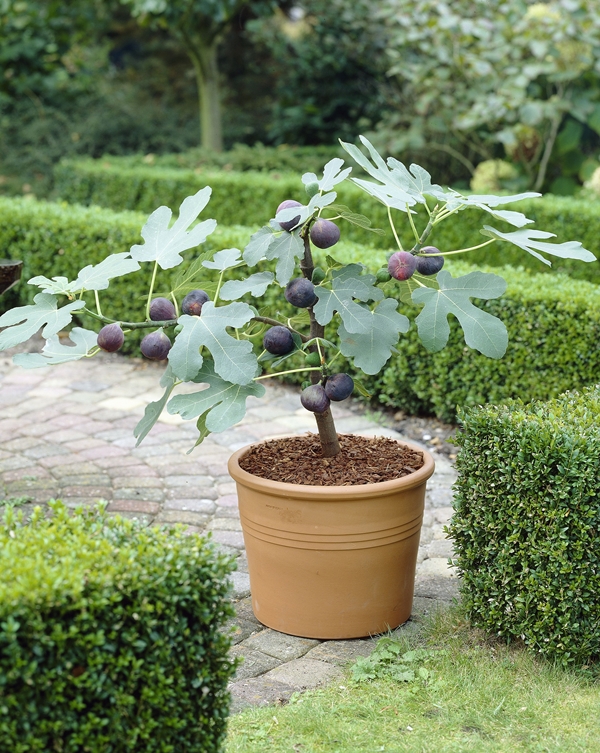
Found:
406,203 -> 420,244
251,316 -> 309,342
146,261 -> 159,320
214,268 -> 226,304
94,290 -> 103,318
254,367 -> 322,381
437,239 -> 497,255
387,206 -> 404,252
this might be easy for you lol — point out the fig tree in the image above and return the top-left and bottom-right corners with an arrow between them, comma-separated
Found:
300,384 -> 330,414
324,373 -> 354,401
140,330 -> 171,361
285,277 -> 317,308
309,219 -> 340,249
182,289 -> 210,316
416,246 -> 445,276
97,323 -> 124,353
388,251 -> 417,281
149,297 -> 176,321
276,199 -> 302,232
263,325 -> 294,355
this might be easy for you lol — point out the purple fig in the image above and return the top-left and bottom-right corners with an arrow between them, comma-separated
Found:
324,373 -> 354,401
309,219 -> 340,249
149,297 -> 176,321
276,199 -> 302,232
300,384 -> 330,414
263,326 -> 294,356
416,246 -> 445,276
285,277 -> 317,308
97,323 -> 124,353
140,330 -> 171,361
182,289 -> 210,316
388,251 -> 417,281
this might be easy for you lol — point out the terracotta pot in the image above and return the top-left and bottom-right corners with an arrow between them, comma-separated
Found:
227,439 -> 435,639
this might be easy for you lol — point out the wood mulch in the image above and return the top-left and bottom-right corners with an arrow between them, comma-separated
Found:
237,434 -> 424,486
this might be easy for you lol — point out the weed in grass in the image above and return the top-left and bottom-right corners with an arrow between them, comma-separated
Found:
0,495 -> 29,508
226,604 -> 600,753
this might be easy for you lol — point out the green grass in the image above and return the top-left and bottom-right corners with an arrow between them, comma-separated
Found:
226,607 -> 600,752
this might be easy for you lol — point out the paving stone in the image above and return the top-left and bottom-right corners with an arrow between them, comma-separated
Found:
303,640 -> 375,667
60,487 -> 113,499
213,506 -> 240,519
112,476 -> 163,489
263,658 -> 343,689
55,474 -> 111,487
114,487 -> 164,502
39,454 -> 81,469
228,571 -> 251,599
434,506 -> 454,525
216,493 -> 238,508
418,557 -> 456,578
223,617 -> 262,646
107,500 -> 161,515
52,462 -> 100,478
233,597 -> 263,627
24,443 -> 71,459
426,539 -> 454,558
69,380 -> 110,392
0,456 -> 35,472
228,677 -> 295,714
163,475 -> 214,488
100,457 -> 155,472
78,445 -> 128,461
1,437 -> 42,452
413,575 -> 460,602
243,630 -> 320,662
154,510 -> 210,526
230,648 -> 281,680
165,487 -> 218,501
211,530 -> 245,549
163,498 -> 216,514
208,517 -> 243,532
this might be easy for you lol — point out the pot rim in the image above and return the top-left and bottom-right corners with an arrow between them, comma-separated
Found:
228,436 -> 435,500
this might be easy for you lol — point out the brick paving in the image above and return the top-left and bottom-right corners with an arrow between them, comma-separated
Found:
0,347 -> 459,713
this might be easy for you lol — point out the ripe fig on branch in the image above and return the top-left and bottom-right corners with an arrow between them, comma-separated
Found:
285,277 -> 317,308
140,330 -> 171,361
388,251 -> 417,281
182,289 -> 210,316
300,384 -> 330,414
149,297 -> 176,321
263,325 -> 294,355
309,219 -> 340,249
276,199 -> 302,232
416,246 -> 445,276
97,323 -> 124,353
324,373 -> 354,401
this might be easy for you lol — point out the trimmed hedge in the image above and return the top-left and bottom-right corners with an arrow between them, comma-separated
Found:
53,159 -> 600,284
0,502 -> 237,751
448,385 -> 600,664
2,197 -> 599,422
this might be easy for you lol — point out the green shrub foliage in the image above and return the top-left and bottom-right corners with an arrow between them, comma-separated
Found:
449,386 -> 600,664
0,502 -> 236,752
53,159 -> 600,285
2,197 -> 599,420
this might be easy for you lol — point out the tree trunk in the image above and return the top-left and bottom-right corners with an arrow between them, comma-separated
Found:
302,232 -> 341,458
187,41 -> 223,153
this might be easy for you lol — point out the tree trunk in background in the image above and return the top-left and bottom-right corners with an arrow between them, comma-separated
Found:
188,41 -> 223,153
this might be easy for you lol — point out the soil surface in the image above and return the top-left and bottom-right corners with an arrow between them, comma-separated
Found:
237,434 -> 425,486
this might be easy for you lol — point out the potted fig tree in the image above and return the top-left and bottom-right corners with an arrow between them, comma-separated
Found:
0,137 -> 595,639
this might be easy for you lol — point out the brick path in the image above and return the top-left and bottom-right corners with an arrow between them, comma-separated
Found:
0,348 -> 458,713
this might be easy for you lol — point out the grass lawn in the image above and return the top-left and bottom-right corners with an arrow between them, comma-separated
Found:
226,606 -> 600,753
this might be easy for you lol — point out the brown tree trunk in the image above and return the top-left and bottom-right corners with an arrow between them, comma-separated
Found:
302,232 -> 340,457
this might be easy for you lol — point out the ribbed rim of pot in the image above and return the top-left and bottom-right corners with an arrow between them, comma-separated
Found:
227,437 -> 435,501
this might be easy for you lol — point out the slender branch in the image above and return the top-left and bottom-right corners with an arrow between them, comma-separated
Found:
94,290 -> 103,318
409,205 -> 440,254
428,141 -> 477,174
534,107 -> 563,193
82,308 -> 176,330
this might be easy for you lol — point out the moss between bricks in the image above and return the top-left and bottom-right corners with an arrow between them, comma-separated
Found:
1,197 -> 600,422
449,385 -> 600,664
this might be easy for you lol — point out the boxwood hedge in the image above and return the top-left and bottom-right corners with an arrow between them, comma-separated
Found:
0,502 -> 236,752
448,385 -> 600,664
53,158 -> 600,284
1,197 -> 599,422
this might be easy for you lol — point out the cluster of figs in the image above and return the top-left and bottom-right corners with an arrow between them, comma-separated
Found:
96,289 -> 209,359
387,246 -> 444,280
